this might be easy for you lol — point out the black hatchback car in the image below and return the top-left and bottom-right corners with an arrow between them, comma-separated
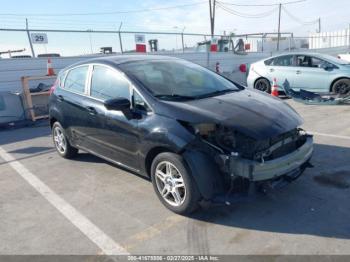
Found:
49,55 -> 313,214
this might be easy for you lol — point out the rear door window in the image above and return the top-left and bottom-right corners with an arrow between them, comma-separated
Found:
295,55 -> 313,67
271,55 -> 294,66
64,66 -> 88,94
90,65 -> 130,100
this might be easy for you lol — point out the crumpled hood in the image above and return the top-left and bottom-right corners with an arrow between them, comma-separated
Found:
158,89 -> 303,140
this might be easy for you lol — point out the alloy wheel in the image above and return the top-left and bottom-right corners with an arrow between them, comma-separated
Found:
53,126 -> 67,154
255,80 -> 269,92
155,161 -> 186,207
334,82 -> 350,95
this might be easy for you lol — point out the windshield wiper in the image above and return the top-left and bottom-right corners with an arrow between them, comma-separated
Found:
195,89 -> 238,99
154,94 -> 197,101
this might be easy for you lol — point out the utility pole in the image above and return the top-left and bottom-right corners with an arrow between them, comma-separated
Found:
277,3 -> 282,51
209,0 -> 216,37
25,18 -> 35,58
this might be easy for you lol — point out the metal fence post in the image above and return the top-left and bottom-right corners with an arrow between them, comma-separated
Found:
25,18 -> 35,58
348,24 -> 350,50
118,22 -> 123,54
288,36 -> 291,51
181,33 -> 185,53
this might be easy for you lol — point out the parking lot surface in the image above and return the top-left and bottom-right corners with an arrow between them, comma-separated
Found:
0,100 -> 349,255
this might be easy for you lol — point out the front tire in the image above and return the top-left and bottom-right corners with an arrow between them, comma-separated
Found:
151,152 -> 201,214
52,122 -> 78,159
331,78 -> 350,97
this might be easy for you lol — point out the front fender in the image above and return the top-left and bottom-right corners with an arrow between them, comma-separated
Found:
183,149 -> 224,200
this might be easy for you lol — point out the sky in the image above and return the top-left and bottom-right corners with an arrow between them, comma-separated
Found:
0,0 -> 349,56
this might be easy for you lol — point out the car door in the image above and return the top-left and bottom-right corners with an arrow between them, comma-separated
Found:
82,64 -> 141,171
266,55 -> 296,89
293,55 -> 336,92
58,65 -> 90,147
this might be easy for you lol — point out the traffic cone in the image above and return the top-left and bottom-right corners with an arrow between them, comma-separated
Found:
271,78 -> 279,97
47,58 -> 55,76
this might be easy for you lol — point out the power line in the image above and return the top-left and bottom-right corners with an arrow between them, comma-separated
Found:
216,2 -> 278,18
0,1 -> 206,17
218,0 -> 306,7
282,5 -> 318,25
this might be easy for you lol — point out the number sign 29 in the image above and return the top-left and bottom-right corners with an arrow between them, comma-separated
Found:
30,33 -> 48,44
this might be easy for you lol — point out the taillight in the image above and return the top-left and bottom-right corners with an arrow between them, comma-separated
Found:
49,79 -> 58,95
239,64 -> 247,73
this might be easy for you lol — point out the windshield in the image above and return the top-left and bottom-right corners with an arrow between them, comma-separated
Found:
120,60 -> 241,100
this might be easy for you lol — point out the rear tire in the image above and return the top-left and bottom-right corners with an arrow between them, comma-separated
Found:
52,122 -> 78,159
331,78 -> 350,97
151,152 -> 201,214
254,78 -> 271,94
254,78 -> 271,93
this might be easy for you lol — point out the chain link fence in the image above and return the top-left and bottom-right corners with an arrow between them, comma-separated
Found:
3,27 -> 349,58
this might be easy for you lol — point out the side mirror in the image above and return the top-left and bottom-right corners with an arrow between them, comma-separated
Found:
320,63 -> 335,71
104,97 -> 131,111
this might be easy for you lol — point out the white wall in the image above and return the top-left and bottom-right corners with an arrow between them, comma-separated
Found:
309,29 -> 350,49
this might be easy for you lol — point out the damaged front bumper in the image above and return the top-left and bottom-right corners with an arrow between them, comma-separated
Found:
222,135 -> 313,182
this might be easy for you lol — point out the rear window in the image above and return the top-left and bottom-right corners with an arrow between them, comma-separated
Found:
272,55 -> 294,66
64,66 -> 88,94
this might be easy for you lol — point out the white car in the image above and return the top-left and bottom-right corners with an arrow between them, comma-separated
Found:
247,52 -> 350,96
338,53 -> 350,62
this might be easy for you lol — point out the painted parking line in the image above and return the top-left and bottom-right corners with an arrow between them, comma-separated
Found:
309,131 -> 350,140
0,146 -> 129,255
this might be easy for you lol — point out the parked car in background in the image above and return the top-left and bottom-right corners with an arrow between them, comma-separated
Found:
49,55 -> 313,214
247,53 -> 350,96
338,53 -> 350,63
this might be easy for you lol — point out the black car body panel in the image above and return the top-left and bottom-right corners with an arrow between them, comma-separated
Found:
156,89 -> 302,140
49,55 -> 313,203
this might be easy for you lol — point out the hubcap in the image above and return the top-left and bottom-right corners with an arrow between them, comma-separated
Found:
53,126 -> 66,154
155,161 -> 186,207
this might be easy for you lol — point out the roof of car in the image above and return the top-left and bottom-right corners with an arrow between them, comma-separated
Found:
265,52 -> 331,59
66,54 -> 180,70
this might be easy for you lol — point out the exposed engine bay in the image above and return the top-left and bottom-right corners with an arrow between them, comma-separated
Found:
193,123 -> 308,162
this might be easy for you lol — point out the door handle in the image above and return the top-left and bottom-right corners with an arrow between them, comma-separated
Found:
269,68 -> 275,72
57,95 -> 64,101
296,70 -> 301,74
86,106 -> 97,115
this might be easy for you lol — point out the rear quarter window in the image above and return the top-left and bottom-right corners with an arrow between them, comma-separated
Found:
264,58 -> 273,65
63,66 -> 88,94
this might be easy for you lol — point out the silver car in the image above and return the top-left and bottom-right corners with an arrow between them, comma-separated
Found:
247,53 -> 350,96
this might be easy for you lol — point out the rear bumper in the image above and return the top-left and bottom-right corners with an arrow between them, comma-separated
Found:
226,135 -> 313,181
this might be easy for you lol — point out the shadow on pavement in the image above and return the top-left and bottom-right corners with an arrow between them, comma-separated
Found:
189,143 -> 350,240
0,123 -> 50,146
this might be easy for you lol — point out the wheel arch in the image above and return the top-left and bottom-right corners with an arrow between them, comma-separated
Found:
50,117 -> 57,128
145,146 -> 176,178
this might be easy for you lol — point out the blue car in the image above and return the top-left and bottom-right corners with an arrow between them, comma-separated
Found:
247,53 -> 350,96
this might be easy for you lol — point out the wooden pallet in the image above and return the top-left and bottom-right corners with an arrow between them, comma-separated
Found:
21,75 -> 56,121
